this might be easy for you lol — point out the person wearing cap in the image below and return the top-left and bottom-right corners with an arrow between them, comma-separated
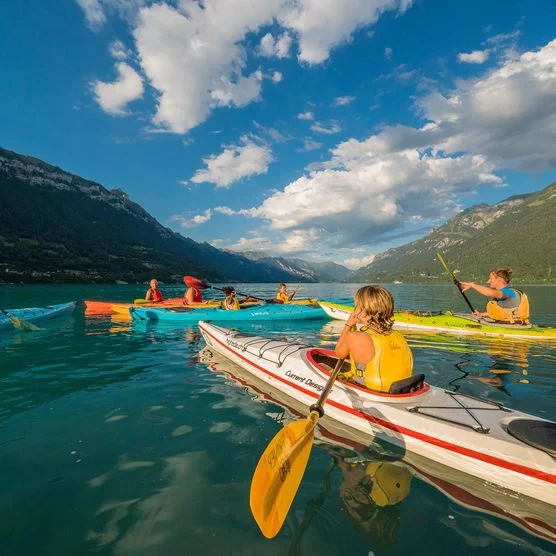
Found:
183,276 -> 204,305
220,287 -> 240,310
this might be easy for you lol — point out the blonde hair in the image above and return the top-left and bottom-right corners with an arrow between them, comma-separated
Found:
354,285 -> 394,334
491,267 -> 513,284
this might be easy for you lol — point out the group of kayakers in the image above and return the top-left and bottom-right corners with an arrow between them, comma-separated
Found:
146,266 -> 528,394
144,278 -> 298,311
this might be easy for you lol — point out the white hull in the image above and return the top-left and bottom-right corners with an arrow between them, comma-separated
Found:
198,321 -> 556,508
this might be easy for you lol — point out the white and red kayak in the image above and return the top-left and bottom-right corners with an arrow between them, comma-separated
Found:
198,321 -> 556,508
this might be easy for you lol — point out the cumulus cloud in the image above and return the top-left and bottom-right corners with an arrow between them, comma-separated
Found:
83,0 -> 413,132
170,209 -> 213,228
259,32 -> 292,58
229,229 -> 320,254
76,0 -> 106,30
191,137 -> 274,188
332,95 -> 355,106
279,0 -> 413,64
458,49 -> 489,64
271,71 -> 283,83
221,39 -> 556,252
298,111 -> 314,120
108,39 -> 131,60
343,254 -> 375,269
310,121 -> 342,134
93,62 -> 144,115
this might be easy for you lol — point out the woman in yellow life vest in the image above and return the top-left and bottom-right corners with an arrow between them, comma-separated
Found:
220,287 -> 240,310
276,283 -> 290,303
459,267 -> 529,323
335,285 -> 413,393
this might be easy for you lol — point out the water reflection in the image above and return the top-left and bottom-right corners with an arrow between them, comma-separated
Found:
199,347 -> 556,549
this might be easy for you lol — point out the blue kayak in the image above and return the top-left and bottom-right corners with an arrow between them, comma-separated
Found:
0,301 -> 77,331
129,302 -> 326,322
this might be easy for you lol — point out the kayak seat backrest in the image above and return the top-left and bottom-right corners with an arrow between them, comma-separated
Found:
388,374 -> 425,395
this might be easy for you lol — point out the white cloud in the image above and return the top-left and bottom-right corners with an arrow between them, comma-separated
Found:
229,228 -> 320,254
342,254 -> 375,269
458,49 -> 489,64
279,0 -> 413,64
93,62 -> 144,115
191,137 -> 274,188
224,39 -> 556,252
298,138 -> 323,152
310,121 -> 341,134
108,39 -> 131,60
298,111 -> 314,120
259,32 -> 292,58
332,95 -> 355,106
384,47 -> 393,60
271,71 -> 283,83
170,209 -> 213,228
84,0 -> 414,132
76,0 -> 106,30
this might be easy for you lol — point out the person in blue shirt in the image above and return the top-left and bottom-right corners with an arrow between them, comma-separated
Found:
459,267 -> 527,322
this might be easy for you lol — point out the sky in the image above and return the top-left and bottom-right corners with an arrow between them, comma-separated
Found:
1,0 -> 556,270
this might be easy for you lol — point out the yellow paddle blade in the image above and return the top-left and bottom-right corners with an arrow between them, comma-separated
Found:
436,252 -> 451,274
250,413 -> 318,538
133,298 -> 149,304
17,319 -> 41,332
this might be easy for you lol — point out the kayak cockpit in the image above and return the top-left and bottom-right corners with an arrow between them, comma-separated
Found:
307,349 -> 427,396
506,419 -> 556,457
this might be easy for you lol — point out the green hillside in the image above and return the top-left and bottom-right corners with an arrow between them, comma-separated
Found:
352,183 -> 556,283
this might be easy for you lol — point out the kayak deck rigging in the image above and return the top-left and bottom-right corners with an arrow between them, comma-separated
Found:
407,392 -> 512,434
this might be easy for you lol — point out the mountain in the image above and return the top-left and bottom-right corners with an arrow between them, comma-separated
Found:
239,251 -> 353,282
351,182 -> 556,283
0,146 -> 318,284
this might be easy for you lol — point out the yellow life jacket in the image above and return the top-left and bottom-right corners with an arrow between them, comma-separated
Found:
276,291 -> 289,303
486,288 -> 530,324
221,296 -> 240,310
347,328 -> 413,393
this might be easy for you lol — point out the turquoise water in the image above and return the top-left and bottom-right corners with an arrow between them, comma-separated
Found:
0,283 -> 555,555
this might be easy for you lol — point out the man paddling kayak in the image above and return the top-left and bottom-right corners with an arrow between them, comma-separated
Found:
459,267 -> 530,324
145,278 -> 164,302
183,276 -> 204,305
335,285 -> 413,392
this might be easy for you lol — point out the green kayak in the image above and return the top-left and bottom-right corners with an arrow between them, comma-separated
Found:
318,301 -> 556,341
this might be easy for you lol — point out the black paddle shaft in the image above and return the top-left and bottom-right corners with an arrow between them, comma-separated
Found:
309,358 -> 346,417
204,284 -> 281,304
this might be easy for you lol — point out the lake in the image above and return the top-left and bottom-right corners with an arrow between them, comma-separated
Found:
0,283 -> 555,555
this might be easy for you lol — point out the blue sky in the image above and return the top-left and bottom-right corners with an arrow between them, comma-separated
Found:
1,0 -> 556,269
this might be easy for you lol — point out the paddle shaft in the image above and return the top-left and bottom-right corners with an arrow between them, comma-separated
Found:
309,358 -> 346,417
0,308 -> 16,323
288,284 -> 301,301
436,253 -> 476,313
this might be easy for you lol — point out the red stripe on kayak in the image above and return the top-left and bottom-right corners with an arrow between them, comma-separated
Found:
200,324 -> 556,486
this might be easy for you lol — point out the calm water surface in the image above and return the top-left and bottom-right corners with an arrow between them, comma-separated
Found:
0,284 -> 555,556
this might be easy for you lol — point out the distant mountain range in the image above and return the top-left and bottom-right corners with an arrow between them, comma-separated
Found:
0,146 -> 346,284
352,182 -> 556,283
238,251 -> 352,282
2,145 -> 553,284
